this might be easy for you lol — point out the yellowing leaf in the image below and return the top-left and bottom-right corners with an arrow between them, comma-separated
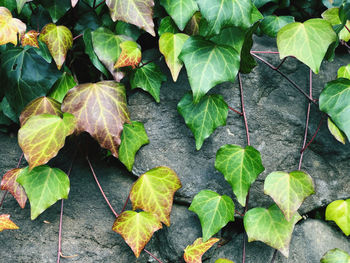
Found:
130,166 -> 181,226
1,168 -> 27,208
114,40 -> 141,69
338,64 -> 350,79
0,6 -> 26,45
21,30 -> 39,48
0,214 -> 19,231
215,259 -> 234,263
61,81 -> 130,158
39,23 -> 73,70
321,248 -> 350,263
112,211 -> 162,257
327,117 -> 347,144
184,237 -> 219,263
326,199 -> 350,236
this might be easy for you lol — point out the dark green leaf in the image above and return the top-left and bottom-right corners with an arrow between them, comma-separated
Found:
1,97 -> 17,123
158,16 -> 179,36
48,71 -> 77,103
34,40 -> 52,64
115,21 -> 142,40
40,0 -> 71,23
260,15 -> 295,38
240,21 -> 260,74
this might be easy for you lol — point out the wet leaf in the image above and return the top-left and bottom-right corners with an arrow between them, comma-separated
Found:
0,214 -> 19,231
321,248 -> 350,263
338,64 -> 350,79
325,199 -> 350,236
114,40 -> 141,69
327,117 -> 347,144
21,30 -> 39,47
158,16 -> 179,36
260,15 -> 294,38
1,168 -> 27,208
0,6 -> 26,45
184,237 -> 219,263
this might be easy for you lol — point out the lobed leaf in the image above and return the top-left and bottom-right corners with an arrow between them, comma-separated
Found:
1,168 -> 27,208
321,248 -> 350,263
114,40 -> 141,69
21,30 -> 39,48
184,237 -> 219,263
0,214 -> 19,231
260,15 -> 295,38
327,117 -> 347,144
0,6 -> 26,45
325,199 -> 350,236
48,71 -> 77,103
338,64 -> 350,79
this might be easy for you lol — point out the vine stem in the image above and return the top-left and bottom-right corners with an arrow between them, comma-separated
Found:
251,51 -> 279,54
228,106 -> 243,116
345,25 -> 350,34
73,34 -> 83,41
300,114 -> 326,153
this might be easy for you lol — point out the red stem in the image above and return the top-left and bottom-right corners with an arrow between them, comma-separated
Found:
73,34 -> 83,41
345,25 -> 350,34
94,0 -> 105,9
228,106 -> 243,116
300,114 -> 326,153
120,193 -> 130,214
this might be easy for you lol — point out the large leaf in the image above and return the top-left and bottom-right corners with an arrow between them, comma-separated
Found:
327,117 -> 347,144
244,204 -> 302,257
321,248 -> 350,263
277,19 -> 337,74
1,168 -> 27,208
264,171 -> 315,221
21,30 -> 39,48
105,0 -> 155,36
61,81 -> 130,158
0,214 -> 19,231
40,0 -> 71,23
319,78 -> 350,140
0,6 -> 26,45
39,23 -> 73,70
17,166 -> 70,220
112,211 -> 162,257
338,64 -> 350,79
183,237 -> 219,263
195,0 -> 253,36
114,40 -> 141,69
189,190 -> 235,242
260,15 -> 295,38
178,93 -> 228,150
179,36 -> 240,104
160,0 -> 198,30
159,32 -> 189,81
322,7 -> 350,42
130,166 -> 181,226
18,113 -> 76,169
130,62 -> 167,103
210,26 -> 246,54
48,71 -> 77,103
325,199 -> 350,236
215,144 -> 264,207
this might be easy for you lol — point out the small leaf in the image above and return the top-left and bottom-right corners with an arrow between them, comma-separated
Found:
0,214 -> 19,231
1,168 -> 27,208
264,171 -> 315,221
112,211 -> 162,257
178,93 -> 228,150
327,117 -> 347,144
40,0 -> 71,23
0,6 -> 26,45
184,237 -> 219,263
159,32 -> 189,81
321,248 -> 350,263
130,166 -> 181,226
119,121 -> 149,171
260,15 -> 295,38
325,199 -> 350,236
338,64 -> 350,79
61,81 -> 130,158
39,23 -> 73,70
244,204 -> 302,257
21,30 -> 39,48
19,96 -> 62,126
239,21 -> 260,74
277,19 -> 337,74
158,16 -> 179,36
18,113 -> 76,169
17,165 -> 70,220
189,190 -> 235,242
48,71 -> 77,103
322,7 -> 350,42
130,62 -> 167,103
16,0 -> 31,14
114,40 -> 141,69
215,144 -> 264,207
215,259 -> 235,263
184,12 -> 201,36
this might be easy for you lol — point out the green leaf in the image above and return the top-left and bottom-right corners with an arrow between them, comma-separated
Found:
115,21 -> 142,40
1,97 -> 17,123
1,168 -> 27,208
189,190 -> 234,242
130,62 -> 167,103
184,237 -> 219,263
210,27 -> 246,54
159,32 -> 189,81
105,0 -> 155,36
112,211 -> 162,257
321,248 -> 350,263
119,121 -> 149,171
322,7 -> 350,42
35,40 -> 52,63
114,40 -> 141,69
0,214 -> 19,231
264,171 -> 315,221
215,144 -> 264,207
17,165 -> 70,220
277,19 -> 337,74
48,71 -> 77,103
319,78 -> 350,140
18,113 -> 76,169
244,204 -> 302,257
215,259 -> 235,263
160,0 -> 198,30
61,81 -> 130,158
130,166 -> 181,226
338,64 -> 350,79
325,199 -> 350,236
177,93 -> 228,150
327,117 -> 347,144
253,0 -> 277,8
184,11 -> 201,36
158,16 -> 179,36
179,36 -> 240,104
195,0 -> 253,36
260,15 -> 295,38
40,0 -> 71,23
250,4 -> 263,24
0,6 -> 26,45
16,0 -> 30,14
240,21 -> 260,74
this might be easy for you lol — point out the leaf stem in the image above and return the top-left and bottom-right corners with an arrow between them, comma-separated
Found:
239,73 -> 250,146
93,0 -> 105,10
93,0 -> 97,8
144,249 -> 163,263
120,193 -> 130,214
345,25 -> 350,34
228,106 -> 243,116
73,34 -> 83,41
300,114 -> 326,154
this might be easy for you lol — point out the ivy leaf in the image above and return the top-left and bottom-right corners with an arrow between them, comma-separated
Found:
39,23 -> 73,70
260,15 -> 295,38
215,259 -> 234,263
277,19 -> 337,74
0,214 -> 19,231
0,6 -> 26,45
189,190 -> 235,242
338,64 -> 350,79
183,237 -> 219,263
319,78 -> 350,140
322,7 -> 350,42
325,199 -> 350,236
179,36 -> 240,104
184,12 -> 201,36
35,40 -> 52,63
195,0 -> 253,36
210,27 -> 246,54
115,21 -> 142,40
21,30 -> 39,48
40,0 -> 71,23
160,0 -> 198,30
61,81 -> 130,158
17,166 -> 70,220
244,204 -> 302,257
112,211 -> 162,257
239,21 -> 260,74
16,0 -> 31,13
1,168 -> 27,208
264,171 -> 315,221
159,32 -> 189,81
158,16 -> 179,36
321,248 -> 350,263
215,144 -> 264,207
114,40 -> 141,69
327,117 -> 347,144
19,96 -> 62,126
130,62 -> 167,103
105,0 -> 155,36
119,121 -> 149,171
177,93 -> 228,150
130,166 -> 181,226
48,71 -> 77,103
